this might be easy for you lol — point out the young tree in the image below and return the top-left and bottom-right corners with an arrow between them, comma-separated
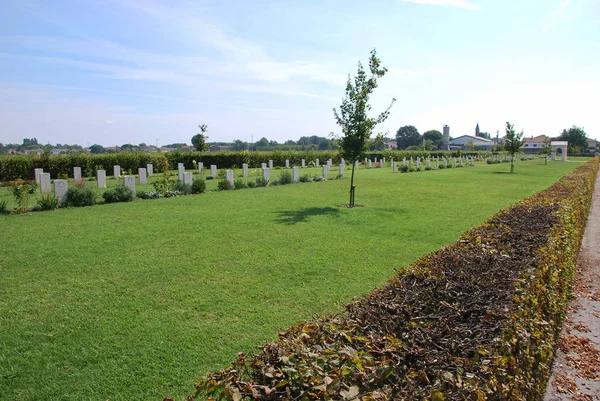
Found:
191,124 -> 209,152
333,49 -> 395,207
503,121 -> 524,174
539,137 -> 552,165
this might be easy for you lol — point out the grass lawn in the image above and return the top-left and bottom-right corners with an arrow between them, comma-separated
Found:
0,158 -> 586,400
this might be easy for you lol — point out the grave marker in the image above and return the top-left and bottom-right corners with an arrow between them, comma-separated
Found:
113,165 -> 121,179
285,159 -> 289,168
198,162 -> 204,174
138,168 -> 147,185
97,170 -> 106,188
322,165 -> 328,179
262,168 -> 270,182
178,163 -> 185,181
147,164 -> 153,177
183,172 -> 193,186
210,165 -> 217,179
226,170 -> 234,187
34,168 -> 44,184
74,167 -> 82,182
54,179 -> 68,201
292,166 -> 299,182
301,159 -> 306,168
242,163 -> 248,177
40,173 -> 51,194
269,160 -> 273,169
339,163 -> 344,177
124,176 -> 136,194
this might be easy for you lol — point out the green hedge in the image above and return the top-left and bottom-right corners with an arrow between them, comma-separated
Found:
189,157 -> 598,401
0,153 -> 168,181
165,150 -> 489,170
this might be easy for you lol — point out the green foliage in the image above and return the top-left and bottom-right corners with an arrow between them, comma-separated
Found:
277,169 -> 293,185
233,178 -> 247,189
36,194 -> 60,211
299,174 -> 312,183
396,125 -> 421,149
558,125 -> 587,153
152,173 -> 177,196
503,122 -> 525,174
136,190 -> 163,200
191,124 -> 209,152
333,49 -> 394,207
173,181 -> 192,195
8,180 -> 37,212
399,164 -> 409,173
246,180 -> 257,188
65,184 -> 97,207
102,186 -> 134,203
0,199 -> 8,214
191,159 -> 599,401
422,129 -> 443,144
191,177 -> 207,194
255,176 -> 269,187
0,153 -> 168,181
217,178 -> 233,191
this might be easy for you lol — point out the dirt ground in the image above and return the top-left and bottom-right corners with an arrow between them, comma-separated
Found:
544,168 -> 600,401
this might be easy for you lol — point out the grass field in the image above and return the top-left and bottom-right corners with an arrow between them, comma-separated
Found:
0,159 -> 585,400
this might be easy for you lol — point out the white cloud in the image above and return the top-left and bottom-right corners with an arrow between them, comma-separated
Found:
397,0 -> 482,11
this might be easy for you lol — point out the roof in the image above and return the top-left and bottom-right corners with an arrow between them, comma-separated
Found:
449,135 -> 493,143
524,135 -> 548,143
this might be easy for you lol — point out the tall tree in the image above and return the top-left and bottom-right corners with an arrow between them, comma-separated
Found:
334,49 -> 395,207
89,144 -> 105,154
503,122 -> 524,174
396,126 -> 421,149
231,139 -> 248,151
422,130 -> 442,143
191,124 -> 209,152
558,126 -> 587,154
369,133 -> 385,151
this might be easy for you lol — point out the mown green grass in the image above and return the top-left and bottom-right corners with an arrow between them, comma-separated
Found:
0,159 -> 584,400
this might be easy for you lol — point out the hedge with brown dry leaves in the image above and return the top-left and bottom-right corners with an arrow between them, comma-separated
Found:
188,158 -> 599,401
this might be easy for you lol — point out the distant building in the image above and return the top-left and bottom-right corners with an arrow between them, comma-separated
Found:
442,125 -> 450,150
522,135 -> 549,153
209,145 -> 231,152
448,135 -> 494,151
384,139 -> 397,149
587,138 -> 598,153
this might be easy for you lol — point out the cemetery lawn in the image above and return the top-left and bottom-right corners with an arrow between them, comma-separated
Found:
0,159 -> 585,400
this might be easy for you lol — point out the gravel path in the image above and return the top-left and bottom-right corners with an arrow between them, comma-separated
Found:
544,167 -> 600,401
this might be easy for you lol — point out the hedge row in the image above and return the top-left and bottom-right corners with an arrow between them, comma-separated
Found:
189,158 -> 598,401
166,150 -> 489,170
0,153 -> 168,181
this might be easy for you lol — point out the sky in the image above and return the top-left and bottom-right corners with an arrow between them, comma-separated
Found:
1,0 -> 599,147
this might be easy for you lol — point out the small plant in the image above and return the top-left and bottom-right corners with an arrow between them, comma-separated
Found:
217,178 -> 233,191
399,165 -> 409,173
438,164 -> 446,169
136,190 -> 163,200
102,186 -> 134,204
234,178 -> 247,189
424,166 -> 433,171
408,166 -> 416,173
299,174 -> 312,183
247,180 -> 257,188
278,170 -> 293,185
313,175 -> 324,182
191,178 -> 206,194
255,177 -> 269,187
36,194 -> 60,211
335,174 -> 343,180
217,170 -> 226,179
152,173 -> 177,196
65,185 -> 97,207
0,199 -> 9,215
9,180 -> 38,212
174,181 -> 192,195
206,176 -> 214,180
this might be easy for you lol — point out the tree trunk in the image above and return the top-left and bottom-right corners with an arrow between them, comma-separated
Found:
510,154 -> 515,174
349,161 -> 356,208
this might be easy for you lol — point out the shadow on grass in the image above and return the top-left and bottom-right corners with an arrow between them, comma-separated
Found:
492,171 -> 513,174
275,207 -> 340,225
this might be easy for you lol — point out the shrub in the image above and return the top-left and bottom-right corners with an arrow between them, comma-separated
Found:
8,180 -> 37,212
278,170 -> 293,185
408,166 -> 416,172
313,175 -> 324,182
0,199 -> 9,214
246,180 -> 257,188
173,181 -> 192,195
424,166 -> 433,171
136,190 -> 163,200
191,178 -> 206,194
234,178 -> 247,189
36,194 -> 60,210
217,178 -> 233,191
206,176 -> 214,180
255,177 -> 269,187
102,186 -> 134,203
65,184 -> 96,207
189,158 -> 599,401
299,174 -> 312,183
438,164 -> 446,169
399,165 -> 409,173
152,173 -> 177,196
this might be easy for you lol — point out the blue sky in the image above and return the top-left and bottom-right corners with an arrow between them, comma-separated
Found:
1,0 -> 598,147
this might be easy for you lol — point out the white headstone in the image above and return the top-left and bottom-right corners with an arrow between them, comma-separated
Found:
327,159 -> 332,167
113,165 -> 121,179
453,158 -> 457,167
261,162 -> 267,169
210,165 -> 217,179
316,158 -> 320,167
54,179 -> 68,201
147,164 -> 153,177
183,172 -> 193,186
262,168 -> 270,182
322,165 -> 328,179
436,159 -> 439,169
426,158 -> 431,168
382,157 -> 386,166
339,163 -> 344,177
444,158 -> 448,168
364,157 -> 368,164
226,170 -> 234,187
355,160 -> 359,169
301,159 -> 305,168
392,162 -> 397,173
292,166 -> 299,182
34,168 -> 44,184
403,157 -> 407,166
138,168 -> 147,185
40,173 -> 51,194
178,163 -> 185,181
198,162 -> 204,174
97,170 -> 106,188
285,159 -> 289,168
416,159 -> 420,169
341,158 -> 345,165
74,167 -> 82,182
124,176 -> 136,194
242,163 -> 248,177
368,160 -> 372,168
269,160 -> 273,169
